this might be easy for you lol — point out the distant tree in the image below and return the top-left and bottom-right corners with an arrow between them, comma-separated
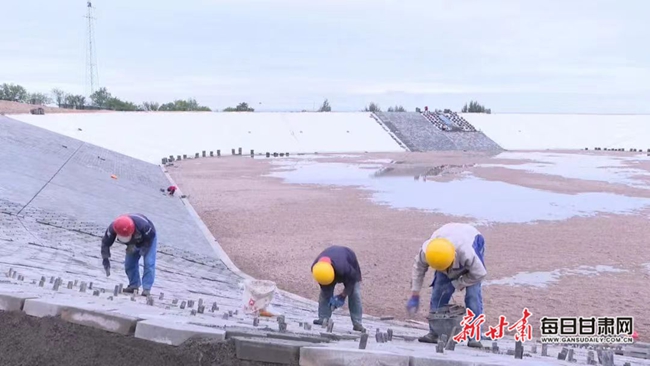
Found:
51,88 -> 66,107
106,97 -> 139,111
142,101 -> 160,111
64,94 -> 86,109
159,98 -> 210,111
27,92 -> 52,105
90,87 -> 112,109
0,83 -> 28,102
443,108 -> 452,114
364,102 -> 381,112
415,107 -> 422,113
461,100 -> 491,114
223,102 -> 254,112
318,99 -> 331,112
387,105 -> 406,112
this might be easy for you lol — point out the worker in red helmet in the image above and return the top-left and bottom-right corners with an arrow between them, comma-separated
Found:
101,213 -> 157,296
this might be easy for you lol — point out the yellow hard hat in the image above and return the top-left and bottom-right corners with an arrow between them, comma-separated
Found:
312,261 -> 335,285
425,238 -> 455,271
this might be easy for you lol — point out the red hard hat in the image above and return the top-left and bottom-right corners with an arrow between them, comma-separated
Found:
113,215 -> 135,237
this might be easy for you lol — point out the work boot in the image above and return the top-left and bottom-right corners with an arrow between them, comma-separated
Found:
352,323 -> 366,332
467,339 -> 484,348
141,289 -> 150,297
122,286 -> 139,294
313,319 -> 324,325
418,332 -> 439,343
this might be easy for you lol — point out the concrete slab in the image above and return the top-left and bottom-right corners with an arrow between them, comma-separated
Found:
299,347 -> 410,366
60,307 -> 140,335
268,332 -> 331,344
0,292 -> 38,311
411,353 -> 544,366
225,327 -> 274,340
135,318 -> 226,346
234,336 -> 318,365
23,298 -> 69,317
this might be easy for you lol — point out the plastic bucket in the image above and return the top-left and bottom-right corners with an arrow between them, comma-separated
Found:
242,279 -> 277,314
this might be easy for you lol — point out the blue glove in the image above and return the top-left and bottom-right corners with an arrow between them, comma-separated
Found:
406,295 -> 419,315
329,295 -> 345,309
102,258 -> 111,277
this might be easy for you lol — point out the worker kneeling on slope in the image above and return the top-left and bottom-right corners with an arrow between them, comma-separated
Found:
101,213 -> 158,297
406,223 -> 487,348
311,245 -> 366,332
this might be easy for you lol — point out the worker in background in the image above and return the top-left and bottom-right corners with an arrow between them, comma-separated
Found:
101,214 -> 158,296
166,185 -> 177,196
311,245 -> 365,332
406,223 -> 487,348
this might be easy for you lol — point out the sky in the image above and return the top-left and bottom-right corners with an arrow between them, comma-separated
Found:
1,0 -> 649,113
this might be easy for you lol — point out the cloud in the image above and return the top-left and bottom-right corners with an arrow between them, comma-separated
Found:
0,0 -> 649,112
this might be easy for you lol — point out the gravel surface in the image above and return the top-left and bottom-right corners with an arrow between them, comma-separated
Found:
0,310 -> 281,366
169,151 -> 650,338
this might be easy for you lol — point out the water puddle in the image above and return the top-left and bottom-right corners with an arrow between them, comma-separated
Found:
479,152 -> 650,189
267,159 -> 650,223
484,265 -> 627,288
282,153 -> 363,160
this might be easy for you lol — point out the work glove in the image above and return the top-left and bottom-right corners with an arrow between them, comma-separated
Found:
102,258 -> 111,277
329,295 -> 345,309
406,295 -> 420,315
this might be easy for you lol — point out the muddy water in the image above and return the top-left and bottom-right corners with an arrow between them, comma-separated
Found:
266,158 -> 650,224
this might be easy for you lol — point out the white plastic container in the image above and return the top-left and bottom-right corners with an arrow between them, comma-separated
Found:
242,279 -> 277,314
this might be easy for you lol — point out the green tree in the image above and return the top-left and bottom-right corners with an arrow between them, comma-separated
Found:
106,97 -> 140,111
387,105 -> 406,112
0,83 -> 28,102
461,100 -> 491,114
318,98 -> 331,112
415,107 -> 422,113
142,101 -> 160,111
90,87 -> 112,109
158,99 -> 210,112
28,92 -> 52,105
51,88 -> 66,107
364,102 -> 381,112
64,94 -> 86,109
223,102 -> 254,112
159,98 -> 210,111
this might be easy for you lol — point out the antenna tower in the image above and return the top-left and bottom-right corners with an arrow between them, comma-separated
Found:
85,1 -> 99,96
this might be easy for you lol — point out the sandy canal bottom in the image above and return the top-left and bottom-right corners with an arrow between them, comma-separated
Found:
169,150 -> 650,338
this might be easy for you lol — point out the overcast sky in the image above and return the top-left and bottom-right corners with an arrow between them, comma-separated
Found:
1,0 -> 648,113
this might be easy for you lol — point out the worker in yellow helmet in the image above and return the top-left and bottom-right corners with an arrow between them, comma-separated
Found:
311,245 -> 365,332
406,223 -> 487,348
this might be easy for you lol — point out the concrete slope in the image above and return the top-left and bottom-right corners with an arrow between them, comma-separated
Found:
374,112 -> 502,152
463,113 -> 650,150
0,116 -> 218,258
374,112 -> 457,151
443,131 -> 503,151
9,112 -> 404,163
